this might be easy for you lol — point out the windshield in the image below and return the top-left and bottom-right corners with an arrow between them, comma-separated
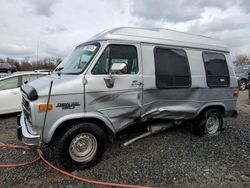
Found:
55,43 -> 100,74
235,66 -> 250,74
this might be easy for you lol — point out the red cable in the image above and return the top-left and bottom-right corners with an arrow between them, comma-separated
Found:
0,144 -> 40,168
0,144 -> 154,188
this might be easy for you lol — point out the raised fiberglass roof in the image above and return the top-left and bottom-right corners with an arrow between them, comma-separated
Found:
86,27 -> 229,52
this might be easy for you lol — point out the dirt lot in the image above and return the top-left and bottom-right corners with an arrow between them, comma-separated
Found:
0,91 -> 250,188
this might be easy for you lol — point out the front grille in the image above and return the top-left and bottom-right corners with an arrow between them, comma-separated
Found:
22,95 -> 29,109
22,95 -> 32,123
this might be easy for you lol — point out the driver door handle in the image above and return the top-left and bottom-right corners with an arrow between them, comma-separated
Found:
131,80 -> 142,86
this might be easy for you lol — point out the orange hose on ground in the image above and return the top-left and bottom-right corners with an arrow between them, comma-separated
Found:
37,149 -> 153,188
0,143 -> 154,188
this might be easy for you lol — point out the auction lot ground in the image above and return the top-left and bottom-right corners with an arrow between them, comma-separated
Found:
0,91 -> 250,188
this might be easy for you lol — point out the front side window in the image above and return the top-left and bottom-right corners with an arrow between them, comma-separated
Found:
21,74 -> 45,84
0,77 -> 18,90
154,47 -> 191,88
92,45 -> 138,74
55,43 -> 100,74
203,52 -> 229,87
21,75 -> 30,84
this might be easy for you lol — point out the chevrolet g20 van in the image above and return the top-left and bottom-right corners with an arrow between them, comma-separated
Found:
17,27 -> 238,170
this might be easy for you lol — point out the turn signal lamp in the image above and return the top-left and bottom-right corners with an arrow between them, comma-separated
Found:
39,103 -> 53,111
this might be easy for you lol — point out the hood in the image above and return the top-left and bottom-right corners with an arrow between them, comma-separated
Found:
21,73 -> 84,100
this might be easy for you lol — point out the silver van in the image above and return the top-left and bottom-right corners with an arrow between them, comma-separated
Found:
17,27 -> 238,170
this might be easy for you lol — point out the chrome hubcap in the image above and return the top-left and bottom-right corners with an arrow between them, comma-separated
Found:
69,133 -> 97,162
240,82 -> 246,90
206,115 -> 220,134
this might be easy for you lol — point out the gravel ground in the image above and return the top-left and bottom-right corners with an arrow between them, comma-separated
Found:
0,91 -> 250,188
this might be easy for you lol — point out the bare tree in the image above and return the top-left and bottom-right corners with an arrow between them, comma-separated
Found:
233,55 -> 250,67
0,57 -> 58,71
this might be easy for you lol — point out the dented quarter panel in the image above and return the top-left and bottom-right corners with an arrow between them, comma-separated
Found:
141,43 -> 238,121
141,88 -> 235,120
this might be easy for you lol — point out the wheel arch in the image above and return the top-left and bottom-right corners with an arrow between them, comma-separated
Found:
197,104 -> 226,117
193,105 -> 224,136
52,118 -> 114,146
239,78 -> 248,82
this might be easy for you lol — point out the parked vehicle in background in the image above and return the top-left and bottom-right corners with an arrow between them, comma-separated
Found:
0,73 -> 9,79
0,63 -> 17,73
17,27 -> 238,171
34,69 -> 52,73
235,65 -> 250,90
0,72 -> 48,115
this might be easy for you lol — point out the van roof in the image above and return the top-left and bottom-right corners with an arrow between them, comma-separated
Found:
86,27 -> 229,53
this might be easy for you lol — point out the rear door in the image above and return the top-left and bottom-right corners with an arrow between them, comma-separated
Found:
0,76 -> 21,114
84,42 -> 143,131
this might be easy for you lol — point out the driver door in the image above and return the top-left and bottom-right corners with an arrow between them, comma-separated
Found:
84,43 -> 143,132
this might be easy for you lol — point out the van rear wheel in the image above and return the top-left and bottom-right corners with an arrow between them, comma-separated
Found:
54,122 -> 106,171
194,109 -> 223,136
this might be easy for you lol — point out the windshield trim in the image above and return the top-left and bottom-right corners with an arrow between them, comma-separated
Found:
55,42 -> 101,75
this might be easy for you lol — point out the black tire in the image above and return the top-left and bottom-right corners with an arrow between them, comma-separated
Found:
193,109 -> 223,136
54,122 -> 106,171
239,80 -> 247,90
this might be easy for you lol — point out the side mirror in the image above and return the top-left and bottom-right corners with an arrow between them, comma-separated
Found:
110,63 -> 128,74
104,63 -> 128,89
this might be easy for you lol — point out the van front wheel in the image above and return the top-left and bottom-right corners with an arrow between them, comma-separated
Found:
194,109 -> 223,136
54,122 -> 106,171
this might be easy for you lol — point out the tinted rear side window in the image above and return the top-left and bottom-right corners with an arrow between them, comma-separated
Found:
203,52 -> 229,87
154,47 -> 191,88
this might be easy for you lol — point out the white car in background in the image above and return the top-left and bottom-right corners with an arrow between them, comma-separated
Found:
0,72 -> 48,115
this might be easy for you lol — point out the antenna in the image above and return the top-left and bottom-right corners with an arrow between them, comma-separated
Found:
37,40 -> 39,64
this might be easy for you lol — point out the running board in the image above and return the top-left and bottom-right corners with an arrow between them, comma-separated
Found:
122,122 -> 173,147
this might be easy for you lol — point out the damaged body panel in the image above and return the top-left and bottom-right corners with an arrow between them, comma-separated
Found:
141,88 -> 235,120
84,42 -> 143,132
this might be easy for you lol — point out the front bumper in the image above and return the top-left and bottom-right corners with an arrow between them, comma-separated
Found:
17,114 -> 42,147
